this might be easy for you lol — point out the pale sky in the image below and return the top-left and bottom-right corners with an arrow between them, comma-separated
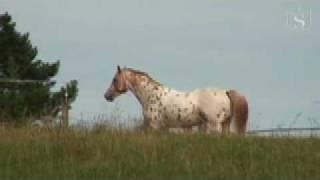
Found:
1,0 -> 319,129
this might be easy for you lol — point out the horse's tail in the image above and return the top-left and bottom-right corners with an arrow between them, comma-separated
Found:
226,90 -> 249,135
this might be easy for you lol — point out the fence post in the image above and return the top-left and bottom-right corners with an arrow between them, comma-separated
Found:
62,87 -> 69,128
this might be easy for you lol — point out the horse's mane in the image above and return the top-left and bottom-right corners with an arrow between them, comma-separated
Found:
124,67 -> 162,86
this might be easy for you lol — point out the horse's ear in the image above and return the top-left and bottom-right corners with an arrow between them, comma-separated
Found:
117,65 -> 121,73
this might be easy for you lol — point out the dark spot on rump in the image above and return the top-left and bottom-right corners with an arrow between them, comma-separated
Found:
154,86 -> 158,90
217,113 -> 220,118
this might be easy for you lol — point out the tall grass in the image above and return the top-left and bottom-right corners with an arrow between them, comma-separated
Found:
0,127 -> 319,179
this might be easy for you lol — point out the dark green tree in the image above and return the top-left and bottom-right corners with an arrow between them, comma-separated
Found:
0,12 -> 78,124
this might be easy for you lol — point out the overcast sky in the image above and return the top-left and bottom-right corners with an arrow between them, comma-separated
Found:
1,0 -> 319,129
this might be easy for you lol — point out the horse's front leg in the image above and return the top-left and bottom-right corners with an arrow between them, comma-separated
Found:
198,122 -> 216,134
139,112 -> 154,132
140,120 -> 161,134
142,111 -> 166,133
139,118 -> 152,133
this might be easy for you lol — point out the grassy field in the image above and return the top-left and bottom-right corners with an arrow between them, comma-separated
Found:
0,127 -> 319,179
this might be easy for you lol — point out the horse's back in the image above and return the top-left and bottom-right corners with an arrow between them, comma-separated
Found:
194,88 -> 230,105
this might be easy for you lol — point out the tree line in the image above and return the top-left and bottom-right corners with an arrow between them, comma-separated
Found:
0,12 -> 78,125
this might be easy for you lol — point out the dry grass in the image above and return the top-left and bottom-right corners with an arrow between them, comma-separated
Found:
0,127 -> 319,179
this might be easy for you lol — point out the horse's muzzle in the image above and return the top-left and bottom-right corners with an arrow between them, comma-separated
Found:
104,92 -> 114,102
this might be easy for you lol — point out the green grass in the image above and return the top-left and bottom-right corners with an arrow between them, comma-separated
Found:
0,128 -> 319,179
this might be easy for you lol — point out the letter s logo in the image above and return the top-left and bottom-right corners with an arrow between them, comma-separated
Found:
293,15 -> 305,30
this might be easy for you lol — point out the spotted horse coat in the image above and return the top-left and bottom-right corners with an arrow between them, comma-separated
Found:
104,66 -> 249,135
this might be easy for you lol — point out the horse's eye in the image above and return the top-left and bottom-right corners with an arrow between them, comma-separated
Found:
113,78 -> 117,83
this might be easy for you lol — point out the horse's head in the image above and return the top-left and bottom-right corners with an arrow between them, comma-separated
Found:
104,65 -> 129,102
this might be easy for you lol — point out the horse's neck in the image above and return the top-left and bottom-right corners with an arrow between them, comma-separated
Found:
128,78 -> 164,108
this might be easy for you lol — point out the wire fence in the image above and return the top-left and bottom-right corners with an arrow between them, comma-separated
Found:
0,79 -> 48,85
247,127 -> 320,137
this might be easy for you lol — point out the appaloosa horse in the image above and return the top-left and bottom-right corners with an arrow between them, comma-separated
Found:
104,66 -> 248,135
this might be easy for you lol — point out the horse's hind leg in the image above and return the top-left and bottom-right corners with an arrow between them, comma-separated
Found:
198,123 -> 206,133
199,110 -> 221,134
216,122 -> 223,134
221,118 -> 231,135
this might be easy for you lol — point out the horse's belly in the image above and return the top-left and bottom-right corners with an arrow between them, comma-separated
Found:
160,90 -> 201,128
162,108 -> 201,128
